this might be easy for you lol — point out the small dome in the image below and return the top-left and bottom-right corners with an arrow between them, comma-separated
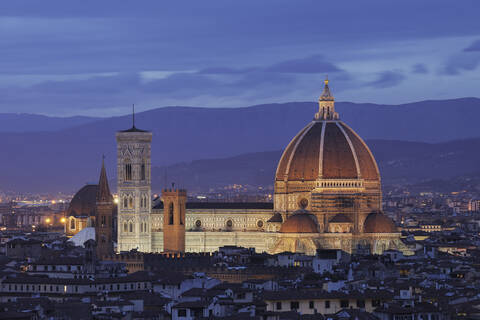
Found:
66,184 -> 98,218
364,212 -> 397,233
280,211 -> 318,233
267,212 -> 283,223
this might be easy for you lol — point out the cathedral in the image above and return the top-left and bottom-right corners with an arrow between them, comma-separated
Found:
66,80 -> 404,256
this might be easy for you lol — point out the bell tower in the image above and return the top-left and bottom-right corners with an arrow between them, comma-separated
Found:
162,188 -> 186,252
95,158 -> 114,258
116,110 -> 152,253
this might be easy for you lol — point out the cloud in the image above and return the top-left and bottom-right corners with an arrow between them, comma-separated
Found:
441,39 -> 480,75
0,66 -> 301,115
412,63 -> 428,74
0,52 -> 353,115
264,55 -> 342,74
464,39 -> 480,52
367,71 -> 405,88
198,55 -> 343,76
443,54 -> 480,75
197,67 -> 257,74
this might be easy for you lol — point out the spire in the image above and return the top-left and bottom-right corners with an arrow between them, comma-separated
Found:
118,104 -> 148,132
132,104 -> 135,128
97,156 -> 112,203
320,76 -> 334,101
315,76 -> 339,121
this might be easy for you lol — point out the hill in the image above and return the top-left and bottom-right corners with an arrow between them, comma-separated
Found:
0,113 -> 100,132
0,98 -> 479,192
151,138 -> 480,193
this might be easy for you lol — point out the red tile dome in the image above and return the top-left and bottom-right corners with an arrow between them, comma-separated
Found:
280,210 -> 318,233
363,212 -> 397,233
275,121 -> 380,182
275,79 -> 379,183
66,184 -> 98,218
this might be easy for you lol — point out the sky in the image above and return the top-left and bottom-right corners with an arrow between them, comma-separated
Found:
0,1 -> 480,117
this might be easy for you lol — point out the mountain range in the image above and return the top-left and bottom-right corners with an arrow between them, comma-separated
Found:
151,138 -> 480,193
0,97 -> 478,193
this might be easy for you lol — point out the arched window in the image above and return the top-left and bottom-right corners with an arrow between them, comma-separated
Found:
169,203 -> 174,225
123,222 -> 128,232
141,162 -> 146,181
129,196 -> 133,209
129,222 -> 133,233
70,218 -> 75,230
125,162 -> 132,181
123,197 -> 128,209
179,207 -> 183,225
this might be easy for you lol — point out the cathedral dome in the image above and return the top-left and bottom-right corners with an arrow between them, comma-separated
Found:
280,210 -> 318,233
275,121 -> 379,182
363,212 -> 397,233
275,80 -> 379,183
66,184 -> 98,218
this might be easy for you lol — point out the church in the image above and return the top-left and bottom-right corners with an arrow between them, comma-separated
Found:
67,80 -> 404,256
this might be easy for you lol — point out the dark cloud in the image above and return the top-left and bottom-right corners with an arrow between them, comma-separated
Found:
464,39 -> 480,52
443,54 -> 480,75
198,55 -> 342,75
197,67 -> 258,75
0,1 -> 479,114
0,67 -> 300,114
264,55 -> 342,74
1,1 -> 479,76
412,63 -> 428,74
367,71 -> 405,89
441,39 -> 480,75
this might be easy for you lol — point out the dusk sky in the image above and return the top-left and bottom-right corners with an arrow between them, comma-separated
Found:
1,1 -> 479,117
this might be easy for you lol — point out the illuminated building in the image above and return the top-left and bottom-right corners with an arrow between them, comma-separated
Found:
65,160 -> 116,258
69,80 -> 404,255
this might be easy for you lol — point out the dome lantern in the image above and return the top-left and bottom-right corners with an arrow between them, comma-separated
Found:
315,77 -> 339,121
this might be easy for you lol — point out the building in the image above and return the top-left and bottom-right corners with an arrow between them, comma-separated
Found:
116,123 -> 152,253
69,80 -> 403,256
65,160 -> 116,258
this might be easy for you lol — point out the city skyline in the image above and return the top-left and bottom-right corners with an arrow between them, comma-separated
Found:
1,3 -> 479,319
